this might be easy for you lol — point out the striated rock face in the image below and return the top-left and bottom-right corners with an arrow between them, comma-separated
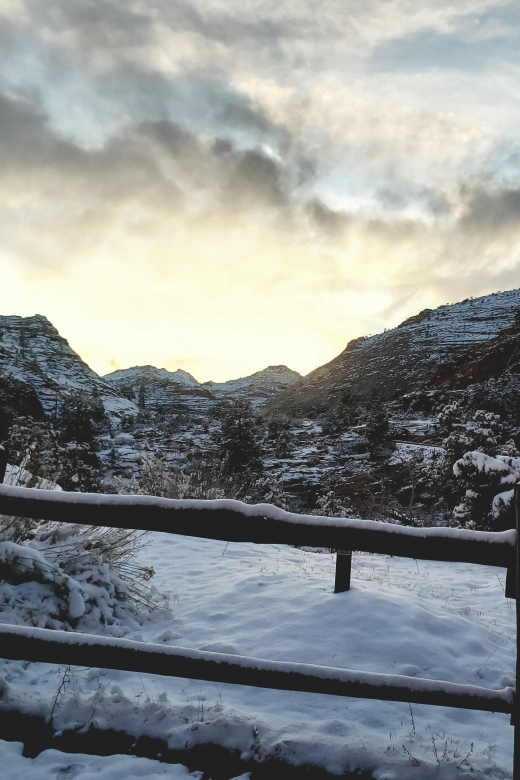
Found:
104,365 -> 200,389
430,325 -> 520,389
103,364 -> 302,415
104,365 -> 216,417
0,315 -> 137,419
203,365 -> 301,404
264,288 -> 520,413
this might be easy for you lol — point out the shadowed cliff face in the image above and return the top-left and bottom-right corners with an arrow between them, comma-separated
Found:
263,288 -> 520,413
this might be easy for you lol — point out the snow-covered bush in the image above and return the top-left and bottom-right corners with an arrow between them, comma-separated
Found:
452,451 -> 520,531
6,416 -> 61,487
0,460 -> 155,631
467,376 -> 520,426
0,532 -> 156,633
437,407 -> 509,508
5,414 -> 100,493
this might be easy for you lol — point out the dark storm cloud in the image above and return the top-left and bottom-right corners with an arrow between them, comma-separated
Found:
459,183 -> 520,233
0,87 -> 297,250
4,78 -> 520,278
2,0 -> 520,307
305,201 -> 351,237
0,92 -> 181,204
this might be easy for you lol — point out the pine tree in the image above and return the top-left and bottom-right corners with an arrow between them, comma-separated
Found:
55,393 -> 106,492
219,400 -> 263,474
365,397 -> 394,454
138,384 -> 147,410
58,393 -> 107,444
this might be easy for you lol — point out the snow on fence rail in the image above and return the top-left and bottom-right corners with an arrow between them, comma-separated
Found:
0,483 -> 515,568
0,624 -> 514,714
0,471 -> 519,775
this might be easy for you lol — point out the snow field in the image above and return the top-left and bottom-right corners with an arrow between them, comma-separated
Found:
0,530 -> 516,779
0,740 -> 251,780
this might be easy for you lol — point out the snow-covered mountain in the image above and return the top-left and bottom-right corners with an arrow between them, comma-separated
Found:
0,315 -> 137,420
103,365 -> 215,418
104,365 -> 200,389
0,315 -> 301,426
5,287 -> 520,428
203,365 -> 301,403
265,288 -> 520,413
103,363 -> 301,413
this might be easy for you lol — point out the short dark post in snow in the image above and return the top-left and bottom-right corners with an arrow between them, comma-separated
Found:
334,550 -> 352,593
513,485 -> 520,779
0,446 -> 7,484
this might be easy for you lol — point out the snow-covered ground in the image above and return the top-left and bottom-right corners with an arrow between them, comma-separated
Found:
1,741 -> 252,780
0,529 -> 516,779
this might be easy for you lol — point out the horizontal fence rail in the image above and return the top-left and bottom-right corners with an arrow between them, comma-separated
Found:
0,483 -> 515,569
0,624 -> 513,715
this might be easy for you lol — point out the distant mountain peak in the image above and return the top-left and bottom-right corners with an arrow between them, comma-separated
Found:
103,365 -> 200,387
203,365 -> 301,403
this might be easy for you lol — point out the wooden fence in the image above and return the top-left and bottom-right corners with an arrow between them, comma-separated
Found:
0,450 -> 518,776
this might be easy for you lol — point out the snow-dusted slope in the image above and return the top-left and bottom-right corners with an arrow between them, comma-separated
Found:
104,365 -> 200,389
103,364 -> 301,413
266,288 -> 520,412
0,315 -> 137,419
203,365 -> 301,403
103,365 -> 215,417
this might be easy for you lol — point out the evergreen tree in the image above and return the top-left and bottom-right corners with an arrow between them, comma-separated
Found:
323,389 -> 357,434
275,427 -> 293,458
55,393 -> 106,492
138,384 -> 147,410
365,397 -> 394,454
438,407 -> 508,506
219,400 -> 263,474
0,375 -> 44,441
58,393 -> 107,444
451,451 -> 520,531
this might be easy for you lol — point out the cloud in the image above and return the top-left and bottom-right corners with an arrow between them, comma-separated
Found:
459,182 -> 520,232
1,0 -> 520,380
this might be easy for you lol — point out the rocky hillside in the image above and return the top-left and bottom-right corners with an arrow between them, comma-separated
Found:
103,363 -> 301,415
263,288 -> 520,413
0,315 -> 137,419
0,316 -> 301,425
103,365 -> 215,418
203,365 -> 301,403
429,324 -> 520,390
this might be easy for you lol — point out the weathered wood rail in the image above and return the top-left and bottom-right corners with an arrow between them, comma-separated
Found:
0,466 -> 518,775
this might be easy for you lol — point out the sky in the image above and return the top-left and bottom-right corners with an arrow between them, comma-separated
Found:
1,1 -> 520,382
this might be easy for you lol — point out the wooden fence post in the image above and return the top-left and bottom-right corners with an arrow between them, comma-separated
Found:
0,446 -> 6,485
514,485 -> 520,779
334,550 -> 352,593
